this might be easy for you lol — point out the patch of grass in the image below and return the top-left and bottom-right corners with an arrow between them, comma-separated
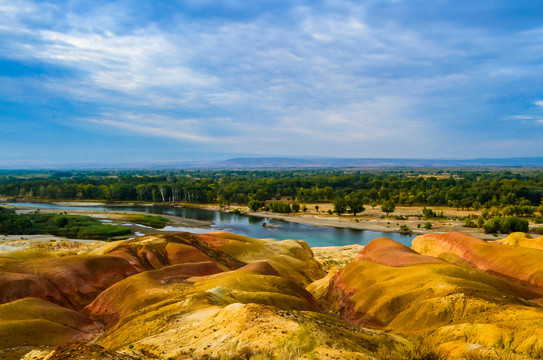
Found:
275,325 -> 320,360
21,213 -> 132,240
526,339 -> 543,359
374,337 -> 446,360
126,214 -> 171,228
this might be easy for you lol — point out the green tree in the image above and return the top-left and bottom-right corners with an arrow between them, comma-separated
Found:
333,196 -> 347,215
399,224 -> 412,234
268,201 -> 291,213
248,200 -> 264,211
381,201 -> 395,216
291,202 -> 300,212
302,204 -> 307,212
346,194 -> 365,216
501,216 -> 529,233
315,205 -> 319,213
483,217 -> 501,234
54,216 -> 68,228
424,221 -> 432,230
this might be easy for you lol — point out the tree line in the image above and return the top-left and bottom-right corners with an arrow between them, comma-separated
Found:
1,169 -> 542,210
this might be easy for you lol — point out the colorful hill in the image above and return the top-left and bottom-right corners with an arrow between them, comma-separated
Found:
2,231 -> 543,359
312,235 -> 543,358
1,232 -> 398,359
412,232 -> 543,289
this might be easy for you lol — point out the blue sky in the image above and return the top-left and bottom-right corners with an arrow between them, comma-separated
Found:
1,0 -> 543,167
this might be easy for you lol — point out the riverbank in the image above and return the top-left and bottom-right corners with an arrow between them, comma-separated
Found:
12,207 -> 212,229
246,210 -> 507,241
3,200 -> 508,241
187,202 -> 505,241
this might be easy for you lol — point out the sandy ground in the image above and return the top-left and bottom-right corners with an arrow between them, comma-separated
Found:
52,201 -> 107,206
0,234 -> 98,243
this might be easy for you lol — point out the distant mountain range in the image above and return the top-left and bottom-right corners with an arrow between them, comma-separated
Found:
3,157 -> 543,170
186,157 -> 543,169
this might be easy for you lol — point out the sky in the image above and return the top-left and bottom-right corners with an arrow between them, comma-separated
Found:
1,0 -> 543,167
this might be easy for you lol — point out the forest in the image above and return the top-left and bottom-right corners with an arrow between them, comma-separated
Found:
1,169 -> 542,212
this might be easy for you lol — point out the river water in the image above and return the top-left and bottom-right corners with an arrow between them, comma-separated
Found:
3,202 -> 416,247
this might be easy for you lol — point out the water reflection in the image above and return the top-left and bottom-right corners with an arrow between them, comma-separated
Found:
3,202 -> 416,247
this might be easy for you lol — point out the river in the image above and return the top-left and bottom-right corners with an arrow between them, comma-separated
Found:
3,202 -> 416,247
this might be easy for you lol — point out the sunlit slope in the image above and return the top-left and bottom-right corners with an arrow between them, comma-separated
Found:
413,232 -> 543,289
87,232 -> 401,359
91,232 -> 325,286
84,261 -> 223,327
86,233 -> 337,357
312,236 -> 543,357
502,232 -> 543,250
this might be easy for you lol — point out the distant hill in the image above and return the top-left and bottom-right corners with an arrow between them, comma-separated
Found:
3,157 -> 543,170
196,157 -> 543,169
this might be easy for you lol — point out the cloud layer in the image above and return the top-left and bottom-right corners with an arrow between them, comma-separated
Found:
1,0 -> 543,165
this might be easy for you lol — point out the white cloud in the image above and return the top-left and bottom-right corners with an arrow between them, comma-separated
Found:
508,115 -> 534,120
36,30 -> 217,92
85,114 -> 219,142
1,0 -> 542,159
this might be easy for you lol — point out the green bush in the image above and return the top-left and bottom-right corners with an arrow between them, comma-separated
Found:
464,219 -> 477,228
248,200 -> 265,211
501,216 -> 529,233
2,212 -> 133,240
268,201 -> 292,213
483,216 -> 528,234
129,215 -> 170,228
0,207 -> 34,235
483,217 -> 502,234
535,227 -> 543,235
